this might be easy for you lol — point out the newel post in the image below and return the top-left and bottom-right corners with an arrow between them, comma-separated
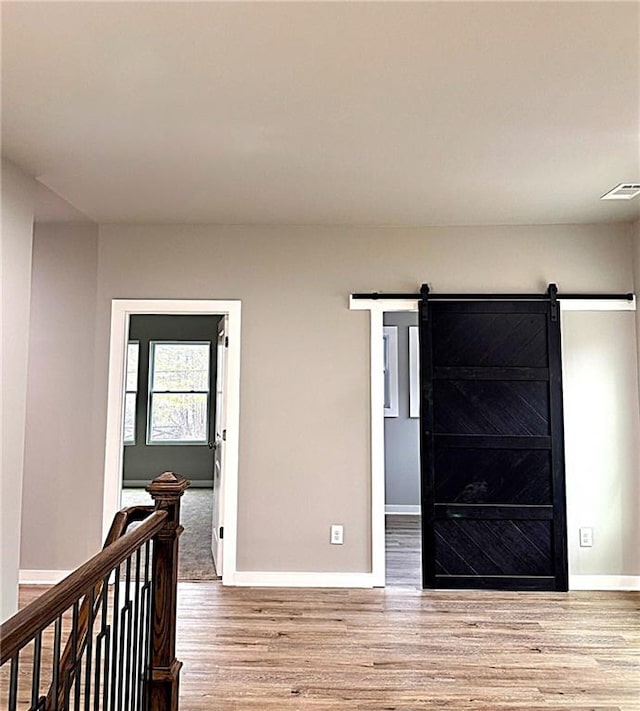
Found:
147,472 -> 190,711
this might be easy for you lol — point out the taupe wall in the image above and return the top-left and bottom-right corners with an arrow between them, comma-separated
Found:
21,223 -> 100,571
20,222 -> 639,577
1,159 -> 35,620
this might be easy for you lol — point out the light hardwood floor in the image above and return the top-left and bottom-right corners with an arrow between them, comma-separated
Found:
9,581 -> 640,711
385,514 -> 421,588
173,584 -> 640,710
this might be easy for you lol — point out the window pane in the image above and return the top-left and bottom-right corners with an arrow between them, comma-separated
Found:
124,392 -> 136,443
126,342 -> 139,392
152,343 -> 210,392
149,393 -> 208,442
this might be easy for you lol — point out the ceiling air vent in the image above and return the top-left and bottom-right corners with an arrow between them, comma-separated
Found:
601,183 -> 640,200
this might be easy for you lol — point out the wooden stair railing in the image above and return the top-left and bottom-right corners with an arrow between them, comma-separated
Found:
43,504 -> 155,711
0,472 -> 189,711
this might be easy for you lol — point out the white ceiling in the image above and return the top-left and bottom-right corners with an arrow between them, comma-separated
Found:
2,1 -> 639,225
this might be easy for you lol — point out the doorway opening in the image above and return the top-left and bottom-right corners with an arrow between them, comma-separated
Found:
120,314 -> 222,580
102,299 -> 241,586
355,293 -> 637,591
383,312 -> 421,587
354,294 -> 570,591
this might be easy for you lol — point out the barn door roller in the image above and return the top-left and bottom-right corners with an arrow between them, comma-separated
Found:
419,283 -> 430,321
548,283 -> 559,321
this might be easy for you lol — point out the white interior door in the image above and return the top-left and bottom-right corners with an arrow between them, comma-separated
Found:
211,316 -> 228,576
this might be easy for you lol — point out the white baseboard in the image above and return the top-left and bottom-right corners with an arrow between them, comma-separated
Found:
569,574 -> 640,591
385,505 -> 421,515
24,569 -> 636,591
232,571 -> 375,588
19,569 -> 71,585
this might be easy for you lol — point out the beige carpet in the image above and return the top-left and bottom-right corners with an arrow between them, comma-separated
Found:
121,488 -> 218,581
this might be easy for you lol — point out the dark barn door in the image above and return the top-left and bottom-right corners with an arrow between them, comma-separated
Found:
419,300 -> 568,591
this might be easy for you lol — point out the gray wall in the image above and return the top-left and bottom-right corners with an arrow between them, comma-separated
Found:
21,223 -> 99,573
123,314 -> 221,487
1,159 -> 35,619
383,312 -> 420,508
19,222 -> 640,579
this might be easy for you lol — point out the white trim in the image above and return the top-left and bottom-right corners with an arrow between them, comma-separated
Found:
233,571 -> 375,588
569,575 -> 640,591
559,297 -> 635,312
350,295 -> 637,313
370,310 -> 386,587
354,294 -> 638,591
102,299 -> 242,587
350,296 -> 418,312
353,300 -> 419,588
385,505 -> 421,515
19,570 -> 72,585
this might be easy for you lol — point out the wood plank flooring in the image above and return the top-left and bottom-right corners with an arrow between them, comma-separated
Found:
7,582 -> 640,711
385,514 -> 421,588
174,584 -> 640,710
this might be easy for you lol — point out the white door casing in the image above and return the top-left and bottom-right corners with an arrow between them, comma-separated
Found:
349,297 -> 418,587
350,294 -> 637,591
211,316 -> 228,576
102,299 -> 241,585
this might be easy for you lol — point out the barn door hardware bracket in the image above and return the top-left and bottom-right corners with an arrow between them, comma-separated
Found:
420,283 -> 430,321
547,283 -> 559,321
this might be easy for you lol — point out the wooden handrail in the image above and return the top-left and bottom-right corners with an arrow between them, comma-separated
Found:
0,508 -> 167,665
44,504 -> 160,711
1,471 -> 189,711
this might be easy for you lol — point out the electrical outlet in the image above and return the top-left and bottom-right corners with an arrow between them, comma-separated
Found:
579,527 -> 593,547
330,524 -> 344,545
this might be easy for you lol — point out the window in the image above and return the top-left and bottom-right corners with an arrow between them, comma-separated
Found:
124,342 -> 139,444
147,341 -> 210,444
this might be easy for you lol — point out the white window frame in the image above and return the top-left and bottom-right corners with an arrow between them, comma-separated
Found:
146,340 -> 211,446
123,341 -> 139,445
